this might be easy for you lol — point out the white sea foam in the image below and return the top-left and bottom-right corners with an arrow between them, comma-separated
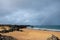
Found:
27,27 -> 60,32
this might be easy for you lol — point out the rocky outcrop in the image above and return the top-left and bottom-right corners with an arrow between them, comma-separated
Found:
47,34 -> 60,40
0,34 -> 17,40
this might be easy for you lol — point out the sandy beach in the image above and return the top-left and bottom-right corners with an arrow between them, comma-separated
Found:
0,28 -> 60,40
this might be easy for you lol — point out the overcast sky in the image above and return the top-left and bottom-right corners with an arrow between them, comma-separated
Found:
0,0 -> 60,25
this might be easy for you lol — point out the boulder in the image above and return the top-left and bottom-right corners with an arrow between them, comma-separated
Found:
47,34 -> 60,40
0,34 -> 17,40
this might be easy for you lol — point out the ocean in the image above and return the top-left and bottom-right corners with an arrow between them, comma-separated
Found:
27,25 -> 60,31
34,25 -> 60,29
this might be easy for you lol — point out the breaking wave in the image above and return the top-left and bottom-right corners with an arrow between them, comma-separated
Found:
27,27 -> 60,32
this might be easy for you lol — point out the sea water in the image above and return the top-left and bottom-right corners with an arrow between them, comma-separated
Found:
34,25 -> 60,29
27,25 -> 60,31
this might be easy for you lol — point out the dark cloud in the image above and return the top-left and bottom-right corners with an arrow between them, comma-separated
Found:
0,0 -> 60,25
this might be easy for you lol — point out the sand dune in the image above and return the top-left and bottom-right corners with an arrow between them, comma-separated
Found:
0,28 -> 60,40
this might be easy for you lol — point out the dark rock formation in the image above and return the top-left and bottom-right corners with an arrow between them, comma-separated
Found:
0,30 -> 9,33
47,34 -> 60,40
0,34 -> 17,40
0,29 -> 23,33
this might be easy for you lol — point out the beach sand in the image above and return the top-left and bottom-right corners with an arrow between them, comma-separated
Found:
0,28 -> 60,40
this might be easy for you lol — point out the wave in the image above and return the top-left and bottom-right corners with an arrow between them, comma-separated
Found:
27,27 -> 60,32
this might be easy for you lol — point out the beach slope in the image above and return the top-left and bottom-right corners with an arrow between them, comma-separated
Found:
1,29 -> 60,40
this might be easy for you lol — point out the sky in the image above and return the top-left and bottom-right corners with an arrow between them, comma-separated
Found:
0,0 -> 60,25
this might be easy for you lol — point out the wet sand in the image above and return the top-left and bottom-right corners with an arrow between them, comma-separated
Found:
0,28 -> 60,40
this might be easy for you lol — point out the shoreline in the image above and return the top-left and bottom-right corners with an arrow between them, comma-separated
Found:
27,27 -> 60,32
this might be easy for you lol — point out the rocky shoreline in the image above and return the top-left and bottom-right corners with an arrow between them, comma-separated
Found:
0,34 -> 17,40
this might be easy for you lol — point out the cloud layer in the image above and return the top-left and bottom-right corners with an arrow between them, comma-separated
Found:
0,0 -> 60,25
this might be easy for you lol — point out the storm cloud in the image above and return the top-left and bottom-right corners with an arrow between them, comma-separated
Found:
0,0 -> 60,25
